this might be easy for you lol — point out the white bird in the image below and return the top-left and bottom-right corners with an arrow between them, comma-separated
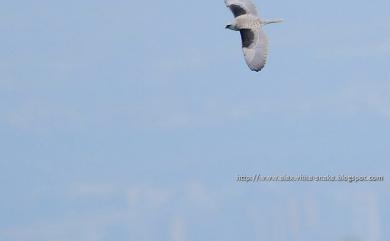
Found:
225,0 -> 282,72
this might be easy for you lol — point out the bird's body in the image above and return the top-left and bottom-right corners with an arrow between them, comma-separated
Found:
233,15 -> 261,30
225,0 -> 282,72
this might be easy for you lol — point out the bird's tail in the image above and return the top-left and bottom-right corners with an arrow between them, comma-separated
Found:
262,18 -> 284,25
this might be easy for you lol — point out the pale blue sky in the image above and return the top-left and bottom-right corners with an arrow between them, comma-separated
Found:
0,0 -> 389,240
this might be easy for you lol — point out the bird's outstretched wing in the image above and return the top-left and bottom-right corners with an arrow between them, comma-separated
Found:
240,27 -> 268,71
225,0 -> 259,17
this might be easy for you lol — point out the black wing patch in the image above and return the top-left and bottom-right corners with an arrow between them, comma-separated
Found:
240,29 -> 255,48
229,4 -> 247,17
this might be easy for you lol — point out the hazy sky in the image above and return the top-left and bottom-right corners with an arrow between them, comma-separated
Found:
0,0 -> 389,240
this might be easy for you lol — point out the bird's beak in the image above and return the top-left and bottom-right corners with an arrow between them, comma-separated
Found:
225,24 -> 230,29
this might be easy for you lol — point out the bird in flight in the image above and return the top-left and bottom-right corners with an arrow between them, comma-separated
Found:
225,0 -> 282,72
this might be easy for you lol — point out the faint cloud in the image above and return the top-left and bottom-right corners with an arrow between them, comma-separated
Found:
366,193 -> 381,241
305,197 -> 318,228
68,182 -> 119,199
0,210 -> 124,241
186,182 -> 217,209
126,185 -> 173,209
170,216 -> 187,241
4,101 -> 85,133
288,199 -> 301,238
333,81 -> 390,118
118,79 -> 390,130
317,38 -> 390,58
155,49 -> 212,78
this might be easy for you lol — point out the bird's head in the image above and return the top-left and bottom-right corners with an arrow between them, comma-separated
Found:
225,21 -> 238,31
